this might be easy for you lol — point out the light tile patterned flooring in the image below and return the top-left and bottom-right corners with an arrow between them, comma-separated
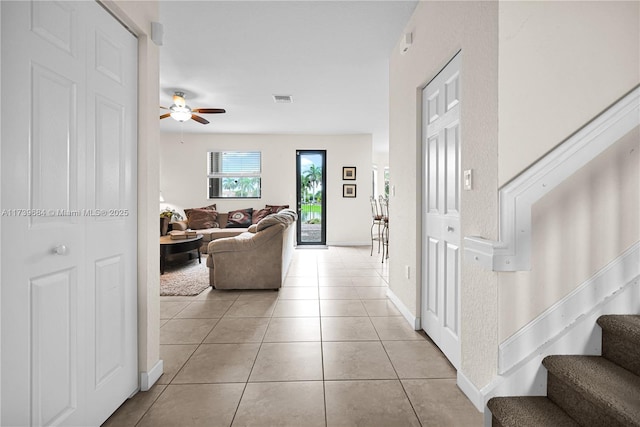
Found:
104,246 -> 482,426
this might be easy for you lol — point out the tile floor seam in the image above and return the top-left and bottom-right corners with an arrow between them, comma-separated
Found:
133,383 -> 169,426
229,311 -> 275,427
314,256 -> 329,427
160,344 -> 198,385
229,380 -> 250,426
397,376 -> 425,427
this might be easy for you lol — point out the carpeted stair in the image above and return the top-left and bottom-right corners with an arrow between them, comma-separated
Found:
488,315 -> 640,427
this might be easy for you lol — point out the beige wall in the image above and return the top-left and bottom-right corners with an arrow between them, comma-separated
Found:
104,0 -> 161,382
499,129 -> 639,340
497,0 -> 640,341
389,1 -> 499,388
498,1 -> 640,186
159,133 -> 373,245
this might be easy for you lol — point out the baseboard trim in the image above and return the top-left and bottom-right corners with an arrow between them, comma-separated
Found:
499,243 -> 640,374
457,370 -> 486,413
386,287 -> 420,330
140,359 -> 163,391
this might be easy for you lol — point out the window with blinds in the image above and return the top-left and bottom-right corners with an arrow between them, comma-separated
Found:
207,151 -> 262,198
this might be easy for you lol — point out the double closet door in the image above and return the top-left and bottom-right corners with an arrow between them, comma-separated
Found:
1,1 -> 138,425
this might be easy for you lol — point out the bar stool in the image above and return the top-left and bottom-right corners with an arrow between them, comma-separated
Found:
379,196 -> 389,262
369,196 -> 383,256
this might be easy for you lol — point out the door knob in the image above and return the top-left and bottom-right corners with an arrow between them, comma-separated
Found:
447,226 -> 454,233
54,245 -> 68,255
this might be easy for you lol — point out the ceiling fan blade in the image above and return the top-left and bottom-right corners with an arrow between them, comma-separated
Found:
191,114 -> 210,125
160,105 -> 169,110
192,108 -> 226,114
159,113 -> 171,119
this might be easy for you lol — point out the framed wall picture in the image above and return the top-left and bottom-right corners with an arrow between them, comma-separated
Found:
343,184 -> 357,198
342,166 -> 356,180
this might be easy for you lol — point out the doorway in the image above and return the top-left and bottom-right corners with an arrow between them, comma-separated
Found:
296,150 -> 326,245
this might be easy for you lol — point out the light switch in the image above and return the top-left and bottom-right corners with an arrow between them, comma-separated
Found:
463,169 -> 473,190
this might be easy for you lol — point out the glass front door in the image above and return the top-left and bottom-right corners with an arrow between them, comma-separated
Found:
296,150 -> 326,245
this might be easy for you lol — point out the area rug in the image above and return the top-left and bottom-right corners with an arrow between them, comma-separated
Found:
160,258 -> 210,296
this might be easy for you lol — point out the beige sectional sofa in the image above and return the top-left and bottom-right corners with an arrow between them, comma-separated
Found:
206,209 -> 297,290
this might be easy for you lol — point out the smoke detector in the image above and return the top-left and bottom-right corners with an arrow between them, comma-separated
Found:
273,94 -> 293,104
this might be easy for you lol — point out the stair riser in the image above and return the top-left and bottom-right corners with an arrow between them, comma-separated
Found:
547,373 -> 638,427
602,332 -> 640,376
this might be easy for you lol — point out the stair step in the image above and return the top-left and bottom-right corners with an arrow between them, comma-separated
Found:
543,355 -> 640,427
487,396 -> 580,427
597,315 -> 640,376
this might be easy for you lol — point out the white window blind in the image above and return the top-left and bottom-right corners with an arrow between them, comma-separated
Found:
208,151 -> 261,176
207,151 -> 261,198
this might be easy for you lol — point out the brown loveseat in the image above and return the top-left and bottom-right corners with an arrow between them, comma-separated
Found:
206,209 -> 297,290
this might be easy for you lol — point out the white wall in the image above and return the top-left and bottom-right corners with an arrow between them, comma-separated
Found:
160,133 -> 372,246
498,1 -> 640,186
389,1 -> 499,389
496,0 -> 640,341
499,129 -> 639,340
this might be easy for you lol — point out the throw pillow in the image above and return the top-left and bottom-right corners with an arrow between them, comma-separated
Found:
252,208 -> 272,224
266,204 -> 290,213
184,208 -> 218,229
226,208 -> 253,228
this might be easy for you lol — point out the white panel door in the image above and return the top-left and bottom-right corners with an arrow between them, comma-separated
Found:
1,1 -> 138,426
421,52 -> 461,370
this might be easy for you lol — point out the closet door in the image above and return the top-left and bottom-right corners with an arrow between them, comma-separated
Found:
1,1 -> 138,425
421,52 -> 462,370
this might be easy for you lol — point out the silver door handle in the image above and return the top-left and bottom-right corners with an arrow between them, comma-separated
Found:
54,245 -> 68,255
447,226 -> 454,233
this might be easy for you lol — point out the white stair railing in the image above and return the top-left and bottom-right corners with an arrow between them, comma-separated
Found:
464,86 -> 640,272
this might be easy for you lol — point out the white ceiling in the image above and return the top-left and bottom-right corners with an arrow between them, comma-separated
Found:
159,1 -> 418,153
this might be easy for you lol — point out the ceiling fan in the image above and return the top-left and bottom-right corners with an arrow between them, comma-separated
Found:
160,91 -> 226,125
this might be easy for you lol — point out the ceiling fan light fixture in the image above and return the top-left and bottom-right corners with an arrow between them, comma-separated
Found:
173,92 -> 186,108
160,91 -> 224,125
169,105 -> 192,122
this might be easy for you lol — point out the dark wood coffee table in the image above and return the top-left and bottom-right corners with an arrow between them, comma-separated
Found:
160,234 -> 203,274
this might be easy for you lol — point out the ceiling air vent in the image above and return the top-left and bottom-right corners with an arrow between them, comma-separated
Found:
273,94 -> 293,104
